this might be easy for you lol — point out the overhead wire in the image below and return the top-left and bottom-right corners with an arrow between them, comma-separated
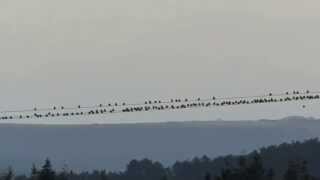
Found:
0,90 -> 318,120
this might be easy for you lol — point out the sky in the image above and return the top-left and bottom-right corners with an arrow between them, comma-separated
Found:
1,0 -> 320,123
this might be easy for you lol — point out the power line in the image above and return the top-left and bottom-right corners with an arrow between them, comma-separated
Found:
0,90 -> 318,121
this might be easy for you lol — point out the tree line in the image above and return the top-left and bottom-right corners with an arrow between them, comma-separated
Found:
1,138 -> 320,180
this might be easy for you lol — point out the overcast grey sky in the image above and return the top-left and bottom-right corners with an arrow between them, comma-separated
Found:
1,0 -> 320,123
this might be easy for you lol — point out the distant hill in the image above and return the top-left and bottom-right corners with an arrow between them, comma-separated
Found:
107,138 -> 320,180
0,116 -> 320,173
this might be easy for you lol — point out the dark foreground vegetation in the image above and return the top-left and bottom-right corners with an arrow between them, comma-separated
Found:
1,138 -> 320,180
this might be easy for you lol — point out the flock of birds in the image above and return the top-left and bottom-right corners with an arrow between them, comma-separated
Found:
0,90 -> 318,121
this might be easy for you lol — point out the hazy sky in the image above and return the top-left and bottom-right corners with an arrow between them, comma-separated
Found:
1,0 -> 320,123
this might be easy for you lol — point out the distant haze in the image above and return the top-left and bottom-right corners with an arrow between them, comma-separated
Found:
1,0 -> 320,122
0,116 -> 319,173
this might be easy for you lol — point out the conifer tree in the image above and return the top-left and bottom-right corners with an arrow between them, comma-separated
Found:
39,159 -> 55,180
3,167 -> 14,180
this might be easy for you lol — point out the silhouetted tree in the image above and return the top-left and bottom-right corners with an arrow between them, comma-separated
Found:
247,153 -> 264,180
31,164 -> 39,180
39,159 -> 55,180
282,160 -> 315,180
2,167 -> 14,180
